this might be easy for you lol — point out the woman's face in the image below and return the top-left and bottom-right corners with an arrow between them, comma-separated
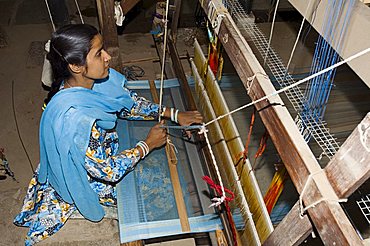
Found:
83,34 -> 111,80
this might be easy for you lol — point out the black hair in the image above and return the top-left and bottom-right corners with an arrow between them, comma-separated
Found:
45,24 -> 99,104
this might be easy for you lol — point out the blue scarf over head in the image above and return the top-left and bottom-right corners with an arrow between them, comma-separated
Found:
38,69 -> 134,221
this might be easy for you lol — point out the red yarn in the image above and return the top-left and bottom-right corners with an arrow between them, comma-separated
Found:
202,176 -> 234,202
202,176 -> 238,245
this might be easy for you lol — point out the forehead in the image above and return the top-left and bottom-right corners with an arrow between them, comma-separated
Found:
90,34 -> 103,50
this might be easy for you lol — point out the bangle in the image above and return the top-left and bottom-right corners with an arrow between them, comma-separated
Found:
170,108 -> 179,123
138,141 -> 149,155
136,141 -> 149,159
141,141 -> 149,154
160,107 -> 166,117
136,143 -> 147,159
170,108 -> 174,122
174,109 -> 179,123
136,144 -> 145,159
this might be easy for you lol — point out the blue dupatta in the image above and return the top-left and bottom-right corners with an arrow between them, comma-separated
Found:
38,69 -> 134,221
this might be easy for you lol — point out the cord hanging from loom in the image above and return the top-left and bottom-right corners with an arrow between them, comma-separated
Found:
199,125 -> 227,205
202,175 -> 237,246
251,129 -> 269,172
157,0 -> 170,122
235,108 -> 256,180
206,23 -> 224,81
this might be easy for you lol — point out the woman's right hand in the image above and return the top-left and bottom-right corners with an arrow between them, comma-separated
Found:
144,121 -> 167,151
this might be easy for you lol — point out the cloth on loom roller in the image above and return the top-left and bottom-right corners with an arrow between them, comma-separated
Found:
263,165 -> 288,214
192,38 -> 273,242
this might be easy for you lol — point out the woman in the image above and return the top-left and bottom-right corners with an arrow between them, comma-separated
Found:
14,24 -> 202,245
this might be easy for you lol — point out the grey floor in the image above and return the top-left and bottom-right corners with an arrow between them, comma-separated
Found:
0,1 -> 205,245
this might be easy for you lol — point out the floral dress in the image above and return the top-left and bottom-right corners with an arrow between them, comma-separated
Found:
14,91 -> 161,245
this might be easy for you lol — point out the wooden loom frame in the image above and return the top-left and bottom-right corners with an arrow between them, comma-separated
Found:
198,0 -> 370,245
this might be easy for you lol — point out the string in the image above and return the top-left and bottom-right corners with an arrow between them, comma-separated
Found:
301,0 -> 355,138
199,125 -> 226,206
158,0 -> 170,122
204,46 -> 370,127
263,0 -> 280,65
74,0 -> 84,24
44,0 -> 56,31
45,0 -> 85,30
359,119 -> 370,152
251,130 -> 269,172
299,170 -> 347,217
12,81 -> 35,174
246,72 -> 268,93
202,175 -> 237,245
284,0 -> 314,75
235,108 -> 256,180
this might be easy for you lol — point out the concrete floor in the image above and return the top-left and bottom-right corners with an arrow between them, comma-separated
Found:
0,1 -> 204,245
0,0 -> 125,244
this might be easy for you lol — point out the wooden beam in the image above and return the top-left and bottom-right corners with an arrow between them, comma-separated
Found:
96,0 -> 122,71
263,202 -> 313,246
167,36 -> 196,110
288,0 -> 370,88
120,0 -> 141,15
325,112 -> 370,197
265,113 -> 370,244
198,1 -> 363,244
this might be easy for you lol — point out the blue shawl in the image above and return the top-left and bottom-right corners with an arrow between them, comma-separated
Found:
38,69 -> 134,221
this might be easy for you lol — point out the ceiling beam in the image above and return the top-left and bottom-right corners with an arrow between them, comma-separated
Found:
288,0 -> 370,88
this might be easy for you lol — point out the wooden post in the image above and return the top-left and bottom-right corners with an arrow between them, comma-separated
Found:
171,0 -> 182,43
167,36 -> 196,110
96,0 -> 122,72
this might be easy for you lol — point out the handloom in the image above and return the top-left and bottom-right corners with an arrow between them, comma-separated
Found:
116,82 -> 245,243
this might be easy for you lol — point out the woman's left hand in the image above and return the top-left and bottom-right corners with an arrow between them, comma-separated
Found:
177,111 -> 203,138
